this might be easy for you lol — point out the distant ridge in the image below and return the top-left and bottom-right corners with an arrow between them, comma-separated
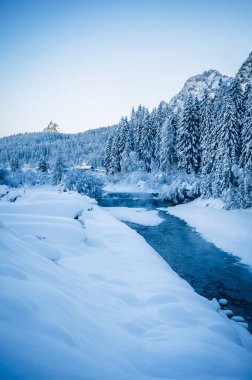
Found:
43,121 -> 63,133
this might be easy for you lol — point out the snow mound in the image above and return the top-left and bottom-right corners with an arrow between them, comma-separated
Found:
104,207 -> 164,226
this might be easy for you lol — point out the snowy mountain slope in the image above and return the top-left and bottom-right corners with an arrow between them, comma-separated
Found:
43,120 -> 63,133
0,187 -> 252,380
168,69 -> 230,112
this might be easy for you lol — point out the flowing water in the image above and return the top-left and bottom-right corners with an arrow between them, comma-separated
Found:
99,192 -> 252,331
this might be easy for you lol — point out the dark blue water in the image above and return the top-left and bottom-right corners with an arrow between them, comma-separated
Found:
99,192 -> 252,331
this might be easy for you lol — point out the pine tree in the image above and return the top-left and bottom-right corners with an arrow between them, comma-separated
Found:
132,105 -> 149,161
229,78 -> 245,131
52,156 -> 67,184
160,116 -> 176,173
38,157 -> 49,172
152,101 -> 169,167
213,88 -> 240,196
140,113 -> 154,172
110,134 -> 121,174
176,96 -> 200,174
117,117 -> 129,158
199,94 -> 214,196
10,157 -> 21,172
104,136 -> 113,174
240,85 -> 252,171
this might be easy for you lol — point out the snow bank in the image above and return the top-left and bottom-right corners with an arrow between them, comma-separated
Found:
104,207 -> 164,226
166,198 -> 252,267
0,187 -> 252,380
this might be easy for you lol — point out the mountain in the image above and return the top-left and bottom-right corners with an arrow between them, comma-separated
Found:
169,69 -> 230,112
43,121 -> 63,133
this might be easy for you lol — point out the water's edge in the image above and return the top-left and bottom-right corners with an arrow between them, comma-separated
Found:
99,192 -> 252,332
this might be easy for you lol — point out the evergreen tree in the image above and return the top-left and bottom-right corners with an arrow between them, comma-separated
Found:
152,101 -> 169,167
177,96 -> 200,174
110,135 -> 121,174
240,85 -> 252,171
104,136 -> 113,173
132,105 -> 149,161
199,94 -> 214,196
117,117 -> 129,158
213,89 -> 239,196
140,113 -> 154,172
52,156 -> 67,185
38,157 -> 49,172
160,116 -> 176,173
10,157 -> 21,172
229,78 -> 245,131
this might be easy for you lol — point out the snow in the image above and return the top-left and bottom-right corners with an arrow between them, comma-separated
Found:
0,186 -> 252,380
104,180 -> 154,193
103,207 -> 164,226
166,197 -> 252,267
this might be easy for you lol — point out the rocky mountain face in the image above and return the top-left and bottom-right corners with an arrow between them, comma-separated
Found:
168,69 -> 230,112
43,121 -> 63,133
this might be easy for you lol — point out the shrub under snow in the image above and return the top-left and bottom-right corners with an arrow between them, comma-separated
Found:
66,169 -> 104,198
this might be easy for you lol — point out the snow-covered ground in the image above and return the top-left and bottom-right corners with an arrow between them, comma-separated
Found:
166,198 -> 252,268
104,207 -> 164,226
0,186 -> 252,380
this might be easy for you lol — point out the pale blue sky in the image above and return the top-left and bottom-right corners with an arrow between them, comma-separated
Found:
0,0 -> 251,136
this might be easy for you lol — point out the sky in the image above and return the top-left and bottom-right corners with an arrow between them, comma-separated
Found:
0,0 -> 252,137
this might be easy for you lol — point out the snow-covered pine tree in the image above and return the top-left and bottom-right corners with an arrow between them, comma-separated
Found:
52,156 -> 67,185
152,101 -> 169,168
176,96 -> 200,174
213,87 -> 240,197
240,85 -> 252,171
104,136 -> 113,174
160,115 -> 176,173
132,105 -> 149,162
110,134 -> 121,174
38,157 -> 49,172
120,120 -> 135,173
229,78 -> 245,132
199,94 -> 214,196
10,157 -> 21,172
140,111 -> 155,172
117,117 -> 129,159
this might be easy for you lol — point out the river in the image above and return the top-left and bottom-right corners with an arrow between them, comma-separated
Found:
99,192 -> 252,332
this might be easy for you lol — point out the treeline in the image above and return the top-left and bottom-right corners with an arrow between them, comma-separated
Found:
0,126 -> 115,169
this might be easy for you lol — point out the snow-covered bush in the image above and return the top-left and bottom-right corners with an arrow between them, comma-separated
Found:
159,173 -> 200,204
66,169 -> 104,198
0,169 -> 38,188
0,169 -> 37,188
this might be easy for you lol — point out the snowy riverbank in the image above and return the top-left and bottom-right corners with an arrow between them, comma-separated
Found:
0,186 -> 252,379
166,198 -> 252,268
104,207 -> 164,226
